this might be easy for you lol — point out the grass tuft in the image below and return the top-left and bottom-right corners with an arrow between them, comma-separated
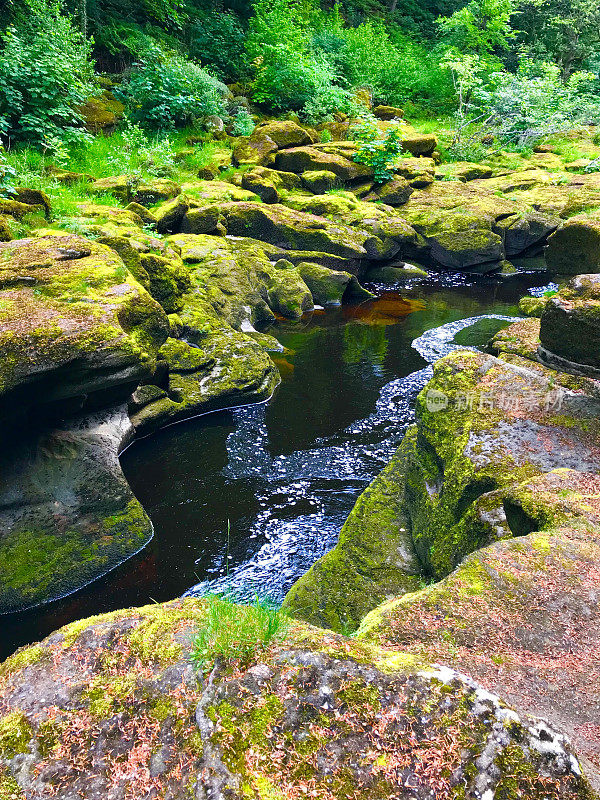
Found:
191,594 -> 288,673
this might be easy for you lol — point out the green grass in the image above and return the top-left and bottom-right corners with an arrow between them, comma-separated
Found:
190,594 -> 288,673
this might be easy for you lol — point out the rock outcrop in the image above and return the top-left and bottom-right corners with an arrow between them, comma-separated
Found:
0,599 -> 592,800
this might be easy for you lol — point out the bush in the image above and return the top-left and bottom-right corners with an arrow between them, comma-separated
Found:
474,60 -> 600,146
118,42 -> 227,129
190,594 -> 288,672
231,110 -> 255,137
0,0 -> 94,146
353,116 -> 404,182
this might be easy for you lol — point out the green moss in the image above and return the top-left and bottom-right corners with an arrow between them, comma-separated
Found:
0,768 -> 23,800
0,644 -> 46,680
0,712 -> 32,759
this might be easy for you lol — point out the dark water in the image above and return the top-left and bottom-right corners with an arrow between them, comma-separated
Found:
1,271 -> 547,660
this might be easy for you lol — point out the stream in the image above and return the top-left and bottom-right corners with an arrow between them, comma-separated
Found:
0,270 -> 549,660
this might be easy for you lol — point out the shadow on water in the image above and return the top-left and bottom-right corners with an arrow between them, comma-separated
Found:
1,271 -> 548,659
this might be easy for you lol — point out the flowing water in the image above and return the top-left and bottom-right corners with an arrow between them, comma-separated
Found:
1,270 -> 548,660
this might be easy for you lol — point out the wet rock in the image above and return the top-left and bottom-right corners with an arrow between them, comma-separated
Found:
539,274 -> 600,370
545,213 -> 600,274
296,261 -> 372,306
0,406 -> 152,613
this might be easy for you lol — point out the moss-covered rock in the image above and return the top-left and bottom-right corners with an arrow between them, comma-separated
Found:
437,162 -> 493,182
546,213 -> 600,274
154,194 -> 190,234
539,274 -> 600,370
366,175 -> 413,206
489,317 -> 541,359
0,598 -> 591,799
296,261 -> 372,306
301,169 -> 339,193
0,407 -> 153,613
401,132 -> 437,157
232,131 -> 278,166
78,91 -> 124,133
133,179 -> 181,206
90,175 -> 133,202
393,157 -> 435,188
374,104 -> 404,120
254,120 -> 312,148
0,233 -> 168,429
284,430 -> 423,631
274,145 -> 373,181
241,166 -> 302,203
358,472 -> 600,781
0,216 -> 11,242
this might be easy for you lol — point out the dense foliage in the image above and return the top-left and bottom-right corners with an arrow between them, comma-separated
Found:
0,0 -> 598,146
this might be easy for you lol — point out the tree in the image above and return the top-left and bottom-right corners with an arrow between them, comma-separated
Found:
437,0 -> 514,58
514,0 -> 600,78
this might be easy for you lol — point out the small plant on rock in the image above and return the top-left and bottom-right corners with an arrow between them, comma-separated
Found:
191,594 -> 288,673
353,116 -> 404,183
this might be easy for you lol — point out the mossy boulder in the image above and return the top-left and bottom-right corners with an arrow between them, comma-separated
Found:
545,214 -> 600,274
366,176 -> 413,206
254,120 -> 312,148
489,317 -> 541,359
78,91 -> 124,133
130,331 -> 279,435
232,131 -> 278,166
241,166 -> 302,203
404,349 -> 600,578
284,430 -> 423,631
401,133 -> 437,157
180,205 -> 223,235
511,183 -> 600,219
13,188 -> 51,217
154,194 -> 190,234
357,481 -> 600,780
133,179 -> 181,207
296,261 -> 372,306
495,210 -> 560,256
0,197 -> 45,221
0,233 -> 169,429
0,215 -> 11,242
0,598 -> 591,799
437,162 -> 493,182
216,201 -> 378,259
0,407 -> 153,613
181,179 -> 259,205
393,157 -> 436,188
301,169 -> 339,193
374,104 -> 404,120
90,175 -> 133,202
125,201 -> 157,226
539,274 -> 600,370
274,145 -> 373,181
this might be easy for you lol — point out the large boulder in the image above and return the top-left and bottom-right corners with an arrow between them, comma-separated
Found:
241,166 -> 302,203
366,176 -> 413,206
0,234 -> 169,430
274,145 -> 373,181
216,201 -> 379,259
296,260 -> 373,306
393,157 -> 436,188
402,133 -> 437,157
283,431 -> 422,631
254,119 -> 312,148
545,213 -> 600,274
0,598 -> 591,800
539,274 -> 600,370
0,406 -> 152,613
232,131 -> 278,166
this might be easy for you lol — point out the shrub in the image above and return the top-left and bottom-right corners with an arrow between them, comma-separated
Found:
190,594 -> 288,672
118,42 -> 227,129
353,116 -> 404,182
0,0 -> 94,145
231,110 -> 255,137
474,60 -> 600,146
